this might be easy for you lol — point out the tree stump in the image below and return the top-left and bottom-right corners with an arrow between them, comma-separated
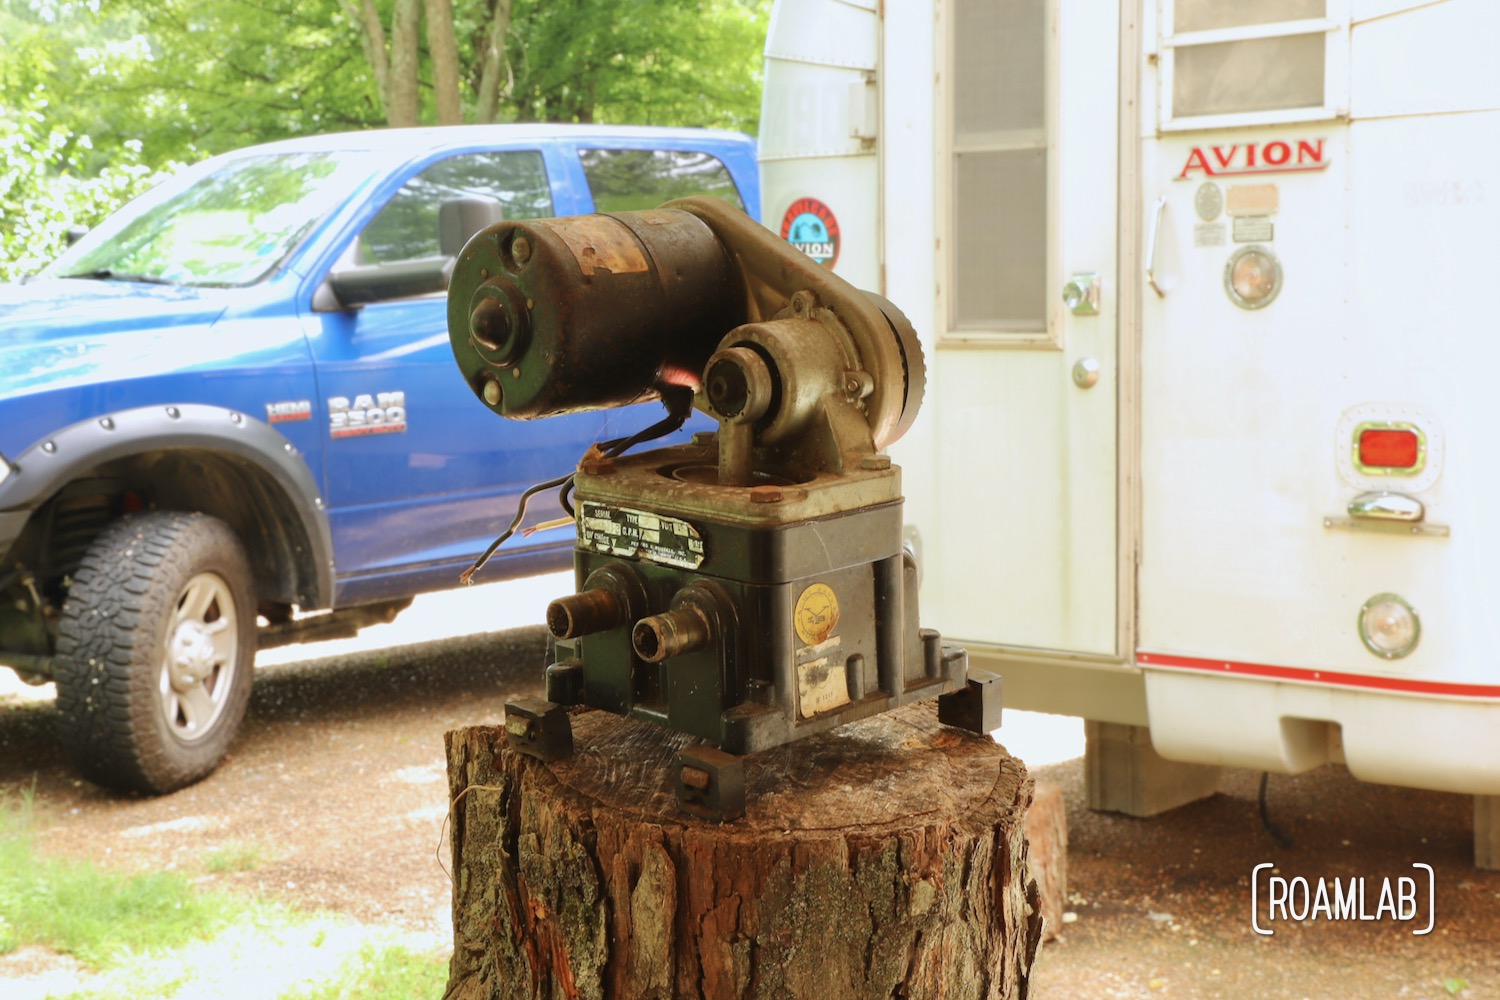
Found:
443,702 -> 1042,1000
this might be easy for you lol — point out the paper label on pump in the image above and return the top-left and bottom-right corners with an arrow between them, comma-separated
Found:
578,501 -> 704,569
793,583 -> 840,645
797,657 -> 850,718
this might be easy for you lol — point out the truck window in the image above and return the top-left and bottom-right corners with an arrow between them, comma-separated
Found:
45,152 -> 369,287
1162,0 -> 1346,127
578,149 -> 744,214
358,150 -> 553,265
949,0 -> 1048,334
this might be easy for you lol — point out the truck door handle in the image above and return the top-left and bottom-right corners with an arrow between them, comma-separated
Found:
1145,196 -> 1167,298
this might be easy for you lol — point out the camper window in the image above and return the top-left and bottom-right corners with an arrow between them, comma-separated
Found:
947,0 -> 1050,339
1160,0 -> 1349,130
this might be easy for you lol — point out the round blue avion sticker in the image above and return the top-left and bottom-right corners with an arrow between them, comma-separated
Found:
779,197 -> 841,268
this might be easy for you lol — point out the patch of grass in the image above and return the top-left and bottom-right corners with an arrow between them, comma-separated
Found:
0,787 -> 452,1000
204,839 -> 267,873
291,942 -> 450,1000
0,787 -> 257,969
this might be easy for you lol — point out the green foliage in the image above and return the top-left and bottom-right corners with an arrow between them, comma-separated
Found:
0,791 -> 446,998
0,790 -> 244,969
203,839 -> 268,874
0,88 -> 178,282
503,0 -> 770,130
0,0 -> 769,278
290,943 -> 451,1000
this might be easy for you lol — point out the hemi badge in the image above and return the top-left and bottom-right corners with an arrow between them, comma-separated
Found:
266,400 -> 312,423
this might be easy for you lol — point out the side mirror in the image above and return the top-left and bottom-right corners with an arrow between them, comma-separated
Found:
440,197 -> 506,256
319,196 -> 507,311
323,256 -> 451,308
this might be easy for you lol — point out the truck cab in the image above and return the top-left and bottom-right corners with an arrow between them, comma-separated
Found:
0,124 -> 759,794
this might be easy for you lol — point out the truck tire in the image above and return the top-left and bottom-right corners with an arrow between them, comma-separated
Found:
54,511 -> 256,794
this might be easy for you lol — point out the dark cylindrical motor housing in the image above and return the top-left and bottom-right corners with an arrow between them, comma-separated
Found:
449,208 -> 745,419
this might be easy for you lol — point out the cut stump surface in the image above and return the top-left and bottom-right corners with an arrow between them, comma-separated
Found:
444,702 -> 1041,1000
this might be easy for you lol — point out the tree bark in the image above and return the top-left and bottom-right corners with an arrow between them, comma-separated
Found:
424,0 -> 464,125
1022,782 -> 1068,942
474,0 -> 514,123
339,0 -> 390,120
444,703 -> 1042,1000
387,0 -> 422,127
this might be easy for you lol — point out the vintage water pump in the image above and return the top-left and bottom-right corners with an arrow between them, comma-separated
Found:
447,197 -> 1000,818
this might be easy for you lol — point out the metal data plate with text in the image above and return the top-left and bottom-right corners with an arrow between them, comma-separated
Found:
578,501 -> 705,570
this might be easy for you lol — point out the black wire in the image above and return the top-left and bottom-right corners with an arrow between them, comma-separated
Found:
600,386 -> 696,458
556,386 -> 695,518
463,387 -> 698,584
458,472 -> 574,585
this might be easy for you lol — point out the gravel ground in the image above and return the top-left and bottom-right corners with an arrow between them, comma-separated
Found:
1,574 -> 1496,998
1026,761 -> 1500,999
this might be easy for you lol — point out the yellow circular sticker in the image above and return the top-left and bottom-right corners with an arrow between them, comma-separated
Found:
793,583 -> 840,646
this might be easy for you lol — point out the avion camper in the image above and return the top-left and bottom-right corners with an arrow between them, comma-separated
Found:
759,0 -> 1500,863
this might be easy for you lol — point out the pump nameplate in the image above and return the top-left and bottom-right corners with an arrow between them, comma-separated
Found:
579,501 -> 705,570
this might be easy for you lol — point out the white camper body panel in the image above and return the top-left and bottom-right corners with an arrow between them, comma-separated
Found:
759,0 -> 1500,796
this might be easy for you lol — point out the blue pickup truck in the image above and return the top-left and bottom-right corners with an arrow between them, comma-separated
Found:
0,124 -> 758,794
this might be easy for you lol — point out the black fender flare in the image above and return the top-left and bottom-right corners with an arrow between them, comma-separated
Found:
0,403 -> 335,608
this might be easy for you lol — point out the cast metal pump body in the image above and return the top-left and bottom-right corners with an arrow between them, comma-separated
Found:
448,197 -> 999,812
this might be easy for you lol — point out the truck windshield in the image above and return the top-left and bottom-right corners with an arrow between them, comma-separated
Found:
42,152 -> 371,288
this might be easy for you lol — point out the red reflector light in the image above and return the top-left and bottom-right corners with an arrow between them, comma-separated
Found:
1358,428 -> 1420,469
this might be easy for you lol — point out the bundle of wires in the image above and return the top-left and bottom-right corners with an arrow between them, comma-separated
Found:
459,386 -> 697,585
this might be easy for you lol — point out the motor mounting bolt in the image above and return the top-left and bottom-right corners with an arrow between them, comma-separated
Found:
512,236 -> 532,265
481,377 -> 502,406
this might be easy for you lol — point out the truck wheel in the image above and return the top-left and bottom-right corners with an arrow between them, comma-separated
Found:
54,511 -> 256,794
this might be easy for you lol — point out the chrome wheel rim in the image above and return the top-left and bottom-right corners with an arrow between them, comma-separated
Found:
159,572 -> 238,742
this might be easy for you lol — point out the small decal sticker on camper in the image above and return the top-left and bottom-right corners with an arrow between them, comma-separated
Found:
328,392 -> 407,438
1233,217 -> 1275,243
1195,182 -> 1223,221
265,400 -> 312,423
1194,223 -> 1226,248
780,197 -> 841,268
1227,184 -> 1279,217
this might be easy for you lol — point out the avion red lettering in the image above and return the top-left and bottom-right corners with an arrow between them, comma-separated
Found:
1179,138 -> 1329,179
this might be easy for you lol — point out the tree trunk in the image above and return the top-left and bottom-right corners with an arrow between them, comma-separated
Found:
474,0 -> 513,123
444,703 -> 1042,1000
424,0 -> 464,125
387,0 -> 422,127
340,0 -> 390,120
